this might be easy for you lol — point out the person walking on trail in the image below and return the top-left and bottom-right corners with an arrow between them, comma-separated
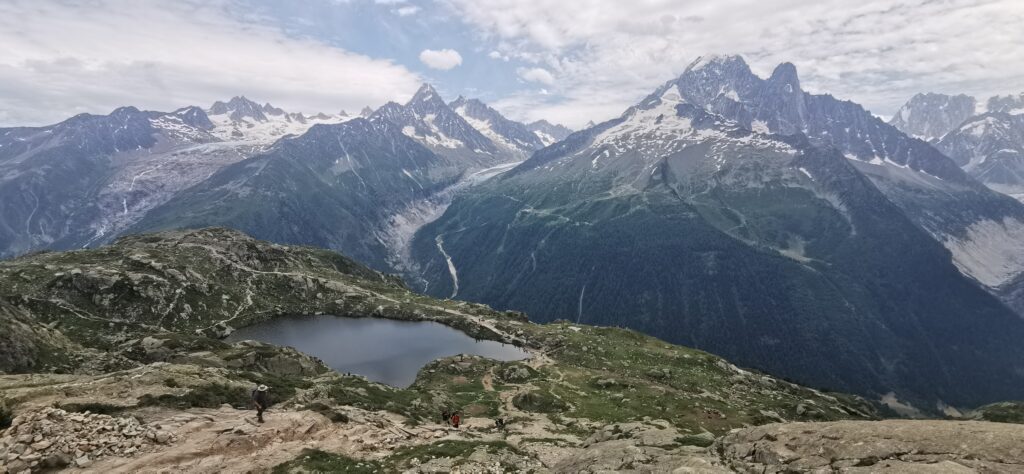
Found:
441,409 -> 451,426
451,412 -> 461,429
252,384 -> 270,423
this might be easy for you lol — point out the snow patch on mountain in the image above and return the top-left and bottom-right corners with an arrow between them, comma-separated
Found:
207,108 -> 350,148
943,217 -> 1024,287
454,106 -> 517,152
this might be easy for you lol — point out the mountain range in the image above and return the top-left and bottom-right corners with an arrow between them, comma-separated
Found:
0,87 -> 570,271
410,56 -> 1024,409
890,92 -> 1024,200
2,55 -> 1023,412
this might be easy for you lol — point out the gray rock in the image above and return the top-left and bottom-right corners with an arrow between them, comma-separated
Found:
716,420 -> 1024,473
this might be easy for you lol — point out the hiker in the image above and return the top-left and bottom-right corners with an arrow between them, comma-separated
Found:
451,411 -> 461,429
494,418 -> 505,430
441,408 -> 451,426
252,384 -> 270,423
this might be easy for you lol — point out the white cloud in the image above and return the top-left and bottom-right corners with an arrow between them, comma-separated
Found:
517,67 -> 555,85
418,48 -> 463,70
445,0 -> 1024,128
0,0 -> 424,126
395,5 -> 420,15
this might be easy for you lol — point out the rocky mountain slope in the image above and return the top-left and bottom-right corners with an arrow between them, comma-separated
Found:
0,83 -> 555,276
527,120 -> 574,146
0,227 -> 893,472
888,92 -> 978,140
411,64 -> 1024,410
371,84 -> 515,168
665,56 -> 1024,315
128,116 -> 464,271
0,98 -> 350,260
129,85 -> 549,273
890,91 -> 1024,200
935,111 -> 1024,198
450,96 -> 546,158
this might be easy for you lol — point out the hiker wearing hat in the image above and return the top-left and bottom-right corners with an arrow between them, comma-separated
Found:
252,384 -> 270,423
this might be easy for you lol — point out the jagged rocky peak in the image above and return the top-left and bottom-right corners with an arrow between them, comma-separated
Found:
527,119 -> 573,146
767,62 -> 801,94
675,54 -> 758,109
360,106 -> 375,117
448,95 -> 546,153
407,83 -> 447,110
208,95 -> 268,122
889,92 -> 978,139
261,102 -> 286,116
987,93 -> 1024,115
684,53 -> 750,73
171,106 -> 214,130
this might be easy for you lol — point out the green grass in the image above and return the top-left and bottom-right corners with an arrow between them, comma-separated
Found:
272,449 -> 381,473
306,402 -> 350,423
138,383 -> 251,409
676,434 -> 715,448
327,376 -> 433,421
976,402 -> 1024,424
386,440 -> 525,469
59,402 -> 129,415
512,390 -> 567,413
0,397 -> 13,430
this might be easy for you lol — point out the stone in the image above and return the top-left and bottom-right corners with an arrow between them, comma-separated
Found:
40,452 -> 71,470
716,420 -> 1024,473
155,431 -> 172,443
5,459 -> 29,474
75,455 -> 92,468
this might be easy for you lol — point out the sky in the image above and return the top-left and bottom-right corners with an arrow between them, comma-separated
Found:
1,0 -> 1023,129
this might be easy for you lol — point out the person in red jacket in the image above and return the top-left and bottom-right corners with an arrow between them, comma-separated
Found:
450,412 -> 461,428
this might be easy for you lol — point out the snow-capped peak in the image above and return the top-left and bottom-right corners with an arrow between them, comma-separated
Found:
203,96 -> 351,146
409,83 -> 443,106
684,54 -> 748,73
208,96 -> 267,122
987,93 -> 1024,116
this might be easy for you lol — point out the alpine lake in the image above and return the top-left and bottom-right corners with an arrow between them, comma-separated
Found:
226,315 -> 530,387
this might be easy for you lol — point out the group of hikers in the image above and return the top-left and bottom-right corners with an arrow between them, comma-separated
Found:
440,408 -> 462,428
252,383 -> 509,432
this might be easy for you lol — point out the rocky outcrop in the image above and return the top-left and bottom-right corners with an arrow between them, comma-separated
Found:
554,421 -> 729,473
715,420 -> 1024,473
0,301 -> 77,373
0,407 -> 174,472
